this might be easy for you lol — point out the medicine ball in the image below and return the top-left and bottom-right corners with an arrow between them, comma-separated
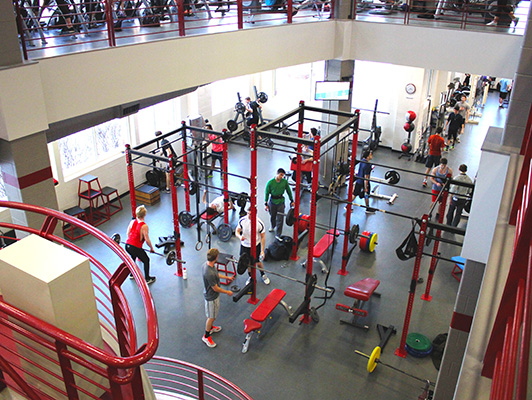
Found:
405,111 -> 417,122
401,142 -> 412,153
403,122 -> 415,132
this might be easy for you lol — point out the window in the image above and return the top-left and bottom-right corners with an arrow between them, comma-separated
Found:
58,118 -> 128,178
137,97 -> 181,144
210,76 -> 251,115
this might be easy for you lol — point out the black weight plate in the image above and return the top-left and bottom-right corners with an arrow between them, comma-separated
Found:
237,253 -> 251,275
237,192 -> 248,208
235,102 -> 246,113
310,306 -> 320,323
179,211 -> 193,228
146,170 -> 159,187
258,92 -> 268,103
286,208 -> 295,226
349,224 -> 359,244
188,181 -> 198,196
111,233 -> 121,244
384,170 -> 400,185
166,250 -> 176,265
227,119 -> 238,132
217,223 -> 233,242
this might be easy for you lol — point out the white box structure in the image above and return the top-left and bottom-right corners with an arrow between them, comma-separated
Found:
0,234 -> 106,399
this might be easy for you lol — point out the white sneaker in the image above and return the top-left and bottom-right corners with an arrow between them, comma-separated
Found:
261,274 -> 270,285
202,335 -> 216,348
486,20 -> 496,26
269,227 -> 275,232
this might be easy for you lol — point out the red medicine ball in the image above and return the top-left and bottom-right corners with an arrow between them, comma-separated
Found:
405,111 -> 416,122
401,142 -> 412,153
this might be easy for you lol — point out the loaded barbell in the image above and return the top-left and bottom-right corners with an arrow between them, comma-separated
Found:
111,233 -> 185,266
284,209 -> 378,252
232,253 -> 333,293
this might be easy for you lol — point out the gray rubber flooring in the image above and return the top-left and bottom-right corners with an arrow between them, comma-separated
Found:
78,92 -> 506,400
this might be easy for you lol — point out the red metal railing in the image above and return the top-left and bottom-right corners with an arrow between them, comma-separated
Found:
0,200 -> 157,399
481,103 -> 532,399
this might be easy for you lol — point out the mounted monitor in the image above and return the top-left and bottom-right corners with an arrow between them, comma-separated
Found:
315,81 -> 351,101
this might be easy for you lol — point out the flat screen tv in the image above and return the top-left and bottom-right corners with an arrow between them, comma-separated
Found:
315,81 -> 351,101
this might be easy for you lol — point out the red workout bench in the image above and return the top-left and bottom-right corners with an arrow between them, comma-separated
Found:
302,229 -> 340,274
199,210 -> 221,233
336,278 -> 381,331
242,288 -> 291,353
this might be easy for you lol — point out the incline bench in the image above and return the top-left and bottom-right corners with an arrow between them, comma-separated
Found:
302,229 -> 340,274
336,278 -> 381,331
242,288 -> 292,353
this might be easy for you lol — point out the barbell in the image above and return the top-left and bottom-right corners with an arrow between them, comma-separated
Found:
284,209 -> 378,252
354,346 -> 435,385
111,233 -> 185,266
232,253 -> 333,293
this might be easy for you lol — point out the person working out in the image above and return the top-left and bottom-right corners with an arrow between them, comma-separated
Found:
202,190 -> 235,215
444,106 -> 464,151
456,94 -> 471,137
265,168 -> 295,238
245,97 -> 262,127
353,149 -> 375,214
499,78 -> 512,108
430,158 -> 453,203
423,127 -> 445,187
446,164 -> 473,227
158,131 -> 177,193
202,248 -> 233,348
126,205 -> 156,284
235,207 -> 269,285
206,122 -> 224,177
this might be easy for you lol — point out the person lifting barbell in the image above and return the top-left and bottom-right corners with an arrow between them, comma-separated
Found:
124,205 -> 156,285
112,233 -> 185,266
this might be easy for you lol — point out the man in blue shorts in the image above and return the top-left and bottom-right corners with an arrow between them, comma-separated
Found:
353,148 -> 375,214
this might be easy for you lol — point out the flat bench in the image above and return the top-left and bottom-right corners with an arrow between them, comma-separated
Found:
336,278 -> 381,331
302,229 -> 340,273
242,288 -> 291,353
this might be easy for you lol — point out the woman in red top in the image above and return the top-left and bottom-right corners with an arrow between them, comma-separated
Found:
126,205 -> 156,284
206,123 -> 224,177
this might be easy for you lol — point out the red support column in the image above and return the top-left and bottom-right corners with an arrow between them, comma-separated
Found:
222,131 -> 229,223
181,122 -> 191,213
177,0 -> 185,36
290,102 -> 305,261
421,176 -> 450,301
237,0 -> 243,29
339,110 -> 360,275
169,157 -> 184,277
248,125 -> 259,305
125,144 -> 137,219
395,214 -> 428,358
287,0 -> 293,23
301,135 -> 321,324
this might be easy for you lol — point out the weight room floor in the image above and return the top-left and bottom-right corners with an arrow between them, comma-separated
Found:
77,93 -> 506,400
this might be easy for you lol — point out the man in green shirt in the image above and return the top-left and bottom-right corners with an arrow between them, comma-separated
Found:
265,168 -> 295,239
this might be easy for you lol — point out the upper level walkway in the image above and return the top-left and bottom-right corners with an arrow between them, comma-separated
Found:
15,0 -> 529,60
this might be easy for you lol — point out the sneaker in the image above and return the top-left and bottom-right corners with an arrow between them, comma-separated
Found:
207,174 -> 213,178
513,17 -> 519,26
210,326 -> 222,333
129,274 -> 134,279
486,20 -> 496,26
422,180 -> 427,187
246,276 -> 252,285
146,276 -> 156,285
269,227 -> 275,232
444,146 -> 449,151
261,274 -> 271,285
450,145 -> 454,150
365,208 -> 376,214
165,188 -> 171,193
456,138 -> 460,143
202,335 -> 216,348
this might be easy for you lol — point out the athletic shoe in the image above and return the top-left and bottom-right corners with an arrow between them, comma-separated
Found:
202,335 -> 216,348
269,227 -> 275,232
261,274 -> 271,285
422,180 -> 427,187
210,326 -> 222,333
365,208 -> 376,214
444,146 -> 449,151
456,138 -> 461,143
450,145 -> 454,150
207,174 -> 213,178
146,276 -> 156,285
513,17 -> 519,26
486,20 -> 496,26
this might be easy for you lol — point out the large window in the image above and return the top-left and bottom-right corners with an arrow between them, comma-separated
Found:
275,62 -> 325,104
210,76 -> 251,115
137,97 -> 181,144
58,118 -> 128,178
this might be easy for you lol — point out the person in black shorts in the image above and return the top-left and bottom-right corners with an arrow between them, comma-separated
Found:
444,106 -> 465,151
353,148 -> 375,214
423,127 -> 445,187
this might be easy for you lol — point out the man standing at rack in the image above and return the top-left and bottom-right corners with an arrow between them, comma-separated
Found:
446,164 -> 473,227
423,127 -> 445,187
202,248 -> 233,348
236,207 -> 269,285
353,149 -> 375,214
265,168 -> 295,239
126,205 -> 156,284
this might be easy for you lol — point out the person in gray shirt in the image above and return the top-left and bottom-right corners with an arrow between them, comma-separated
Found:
202,248 -> 233,348
446,164 -> 474,227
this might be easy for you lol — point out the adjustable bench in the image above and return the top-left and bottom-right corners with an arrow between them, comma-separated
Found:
302,229 -> 340,273
336,278 -> 381,331
242,288 -> 291,353
199,210 -> 222,233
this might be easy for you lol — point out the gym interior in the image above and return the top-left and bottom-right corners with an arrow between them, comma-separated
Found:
0,4 -> 531,400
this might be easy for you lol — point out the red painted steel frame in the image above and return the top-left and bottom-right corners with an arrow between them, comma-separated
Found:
223,131 -> 230,223
421,177 -> 450,301
339,110 -> 360,275
169,157 -> 184,276
249,125 -> 259,305
395,214 -> 429,358
181,122 -> 191,213
290,102 -> 305,261
126,144 -> 137,219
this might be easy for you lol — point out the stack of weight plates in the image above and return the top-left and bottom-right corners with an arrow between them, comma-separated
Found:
405,333 -> 433,357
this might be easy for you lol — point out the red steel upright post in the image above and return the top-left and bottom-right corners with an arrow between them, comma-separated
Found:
287,0 -> 293,22
169,157 -> 184,277
421,175 -> 450,301
222,131 -> 229,223
125,144 -> 137,219
339,110 -> 360,275
395,214 -> 428,358
290,102 -> 305,261
237,0 -> 243,29
302,134 -> 321,324
181,122 -> 191,213
249,125 -> 259,305
177,0 -> 185,36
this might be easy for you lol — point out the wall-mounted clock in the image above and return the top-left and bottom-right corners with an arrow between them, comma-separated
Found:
405,83 -> 416,95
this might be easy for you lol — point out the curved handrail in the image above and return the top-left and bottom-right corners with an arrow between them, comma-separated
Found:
0,353 -> 40,400
0,200 -> 158,369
